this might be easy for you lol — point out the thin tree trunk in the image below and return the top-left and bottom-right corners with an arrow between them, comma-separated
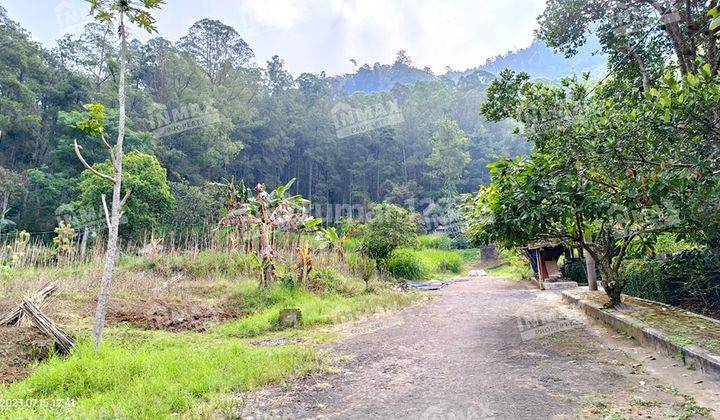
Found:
92,11 -> 127,349
585,251 -> 598,291
709,0 -> 720,75
79,227 -> 89,261
1,191 -> 8,216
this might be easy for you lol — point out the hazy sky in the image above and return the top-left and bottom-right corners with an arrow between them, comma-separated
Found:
3,0 -> 547,76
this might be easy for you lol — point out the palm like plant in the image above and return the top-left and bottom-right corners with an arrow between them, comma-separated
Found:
219,178 -> 319,287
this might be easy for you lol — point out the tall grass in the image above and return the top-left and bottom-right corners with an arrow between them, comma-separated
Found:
0,226 -> 317,270
386,248 -> 475,280
417,234 -> 453,250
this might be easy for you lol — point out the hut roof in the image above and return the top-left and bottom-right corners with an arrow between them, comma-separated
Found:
526,240 -> 563,250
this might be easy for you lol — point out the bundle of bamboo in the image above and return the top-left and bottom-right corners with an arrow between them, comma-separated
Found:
0,282 -> 74,355
0,282 -> 57,326
20,299 -> 75,355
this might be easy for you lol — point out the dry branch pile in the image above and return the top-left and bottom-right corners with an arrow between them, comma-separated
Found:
0,282 -> 74,355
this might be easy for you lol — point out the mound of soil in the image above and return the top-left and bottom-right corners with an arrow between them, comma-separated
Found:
104,299 -> 248,332
0,326 -> 54,382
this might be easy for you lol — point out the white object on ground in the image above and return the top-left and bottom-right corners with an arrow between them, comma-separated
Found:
468,269 -> 488,277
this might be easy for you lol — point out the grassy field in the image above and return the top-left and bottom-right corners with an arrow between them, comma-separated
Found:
0,248 -> 423,418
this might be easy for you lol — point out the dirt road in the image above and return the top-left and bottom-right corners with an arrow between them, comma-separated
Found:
245,277 -> 720,419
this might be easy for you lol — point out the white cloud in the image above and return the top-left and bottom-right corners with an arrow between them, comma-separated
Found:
4,0 -> 548,76
238,0 -> 310,29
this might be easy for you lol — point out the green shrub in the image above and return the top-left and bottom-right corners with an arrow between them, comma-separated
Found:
359,202 -> 418,268
346,253 -> 376,283
561,259 -> 589,285
661,250 -> 720,314
621,252 -> 720,316
456,248 -> 480,262
436,253 -> 462,273
387,249 -> 427,280
0,265 -> 11,283
418,234 -> 453,250
309,267 -> 365,296
620,259 -> 666,303
449,235 -> 471,249
415,249 -> 464,274
387,248 -> 466,279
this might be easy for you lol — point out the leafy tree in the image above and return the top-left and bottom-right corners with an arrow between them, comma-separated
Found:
359,202 -> 418,269
537,0 -> 720,78
179,19 -> 254,85
469,69 -> 720,307
266,55 -> 295,93
78,150 -> 173,240
168,182 -> 224,227
0,166 -> 24,218
56,23 -> 116,94
426,118 -> 470,195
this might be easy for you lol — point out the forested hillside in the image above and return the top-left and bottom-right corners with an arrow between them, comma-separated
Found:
0,8 -> 530,236
475,38 -> 606,79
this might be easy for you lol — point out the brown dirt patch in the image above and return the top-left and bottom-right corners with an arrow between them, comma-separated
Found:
0,326 -> 54,383
102,299 -> 248,332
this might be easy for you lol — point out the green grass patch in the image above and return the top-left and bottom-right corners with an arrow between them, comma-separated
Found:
121,251 -> 259,279
0,278 -> 420,418
487,262 -> 532,281
386,248 -> 469,280
216,283 -> 419,338
418,234 -> 453,250
0,333 -> 323,419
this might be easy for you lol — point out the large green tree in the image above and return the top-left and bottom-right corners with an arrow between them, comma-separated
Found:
426,118 -> 470,195
469,68 -> 720,306
538,0 -> 720,81
78,150 -> 173,240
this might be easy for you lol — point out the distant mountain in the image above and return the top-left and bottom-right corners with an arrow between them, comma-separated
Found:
472,37 -> 607,80
338,36 -> 607,94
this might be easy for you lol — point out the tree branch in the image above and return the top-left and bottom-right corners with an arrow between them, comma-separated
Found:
73,139 -> 115,184
101,194 -> 111,229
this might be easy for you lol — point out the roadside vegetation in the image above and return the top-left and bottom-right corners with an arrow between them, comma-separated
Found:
0,231 -> 426,417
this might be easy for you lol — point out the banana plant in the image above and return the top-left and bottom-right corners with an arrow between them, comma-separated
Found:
219,178 -> 319,288
316,223 -> 358,260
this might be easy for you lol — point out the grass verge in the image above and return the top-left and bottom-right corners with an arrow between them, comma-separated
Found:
0,280 -> 420,418
0,333 -> 322,419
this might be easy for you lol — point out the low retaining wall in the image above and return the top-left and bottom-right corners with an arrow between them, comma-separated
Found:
563,291 -> 720,380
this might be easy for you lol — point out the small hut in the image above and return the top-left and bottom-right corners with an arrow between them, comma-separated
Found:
526,241 -> 572,289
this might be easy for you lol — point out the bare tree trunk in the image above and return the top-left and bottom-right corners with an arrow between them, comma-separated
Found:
79,226 -> 89,261
92,12 -> 127,349
254,184 -> 275,288
1,191 -> 8,217
585,251 -> 598,291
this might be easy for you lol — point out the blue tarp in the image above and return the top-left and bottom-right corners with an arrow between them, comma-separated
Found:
405,280 -> 450,290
